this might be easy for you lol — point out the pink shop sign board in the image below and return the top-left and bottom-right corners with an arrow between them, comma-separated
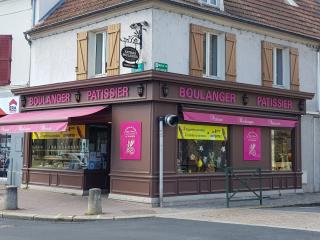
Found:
183,112 -> 297,128
120,121 -> 142,160
244,127 -> 261,161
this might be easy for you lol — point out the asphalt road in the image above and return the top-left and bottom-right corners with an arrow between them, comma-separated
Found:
0,218 -> 320,240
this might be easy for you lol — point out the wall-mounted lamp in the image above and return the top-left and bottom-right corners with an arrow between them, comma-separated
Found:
75,91 -> 81,103
298,100 -> 305,111
21,96 -> 26,108
137,84 -> 144,97
162,85 -> 169,97
242,93 -> 249,105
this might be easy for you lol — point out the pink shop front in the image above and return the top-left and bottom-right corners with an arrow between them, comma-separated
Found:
0,71 -> 314,199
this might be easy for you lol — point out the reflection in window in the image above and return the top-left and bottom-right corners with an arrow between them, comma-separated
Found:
203,33 -> 218,77
271,129 -> 292,171
177,124 -> 227,174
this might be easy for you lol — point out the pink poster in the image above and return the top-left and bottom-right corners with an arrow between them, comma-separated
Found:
120,121 -> 142,160
244,127 -> 261,161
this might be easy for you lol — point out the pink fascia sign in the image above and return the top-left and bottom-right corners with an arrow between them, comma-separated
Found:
183,112 -> 297,128
243,127 -> 261,161
120,121 -> 142,160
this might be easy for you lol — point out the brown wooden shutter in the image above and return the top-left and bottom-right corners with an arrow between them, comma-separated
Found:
107,23 -> 120,76
190,24 -> 204,77
76,32 -> 88,80
0,35 -> 12,86
261,41 -> 273,87
225,33 -> 237,81
290,48 -> 299,91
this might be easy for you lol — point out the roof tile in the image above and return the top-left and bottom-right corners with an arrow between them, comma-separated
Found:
33,0 -> 320,40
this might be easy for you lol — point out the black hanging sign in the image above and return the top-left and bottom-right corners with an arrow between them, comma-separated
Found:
121,47 -> 140,62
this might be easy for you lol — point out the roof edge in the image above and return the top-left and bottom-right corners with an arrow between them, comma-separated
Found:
25,0 -> 320,43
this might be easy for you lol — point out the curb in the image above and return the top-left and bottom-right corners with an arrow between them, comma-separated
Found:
0,211 -> 157,222
253,202 -> 320,209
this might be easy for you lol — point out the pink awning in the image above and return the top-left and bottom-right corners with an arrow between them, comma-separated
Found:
183,111 -> 297,128
0,106 -> 107,133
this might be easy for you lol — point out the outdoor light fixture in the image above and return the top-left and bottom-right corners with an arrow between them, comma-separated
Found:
75,91 -> 81,103
298,100 -> 305,111
21,96 -> 26,108
242,93 -> 249,105
162,85 -> 169,97
137,84 -> 144,97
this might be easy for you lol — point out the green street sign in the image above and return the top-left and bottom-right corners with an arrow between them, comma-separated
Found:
131,63 -> 144,73
154,62 -> 168,72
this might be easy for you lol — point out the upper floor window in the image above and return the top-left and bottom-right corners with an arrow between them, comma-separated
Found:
93,32 -> 107,76
0,35 -> 12,86
76,24 -> 120,80
262,41 -> 298,90
202,32 -> 225,79
190,24 -> 236,81
203,33 -> 218,77
273,48 -> 290,88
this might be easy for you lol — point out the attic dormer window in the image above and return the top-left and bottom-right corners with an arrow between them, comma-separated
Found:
200,0 -> 224,10
201,0 -> 218,5
285,0 -> 298,6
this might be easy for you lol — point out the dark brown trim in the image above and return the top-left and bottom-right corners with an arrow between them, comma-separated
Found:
13,71 -> 314,100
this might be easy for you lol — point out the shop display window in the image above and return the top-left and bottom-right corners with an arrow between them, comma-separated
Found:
271,129 -> 293,171
177,124 -> 228,174
0,134 -> 11,177
31,125 -> 109,170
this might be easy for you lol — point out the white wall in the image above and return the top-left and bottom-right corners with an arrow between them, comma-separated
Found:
30,9 -> 153,86
0,0 -> 32,87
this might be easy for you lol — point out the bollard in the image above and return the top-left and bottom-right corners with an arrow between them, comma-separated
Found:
5,186 -> 18,210
87,188 -> 102,215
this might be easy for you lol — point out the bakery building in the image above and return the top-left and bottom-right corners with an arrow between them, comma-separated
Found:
1,0 -> 319,201
0,71 -> 312,202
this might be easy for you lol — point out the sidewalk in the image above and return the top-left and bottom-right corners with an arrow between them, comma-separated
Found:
0,186 -> 320,226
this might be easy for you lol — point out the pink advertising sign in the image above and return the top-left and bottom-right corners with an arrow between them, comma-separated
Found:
244,127 -> 261,161
120,121 -> 142,160
183,112 -> 297,128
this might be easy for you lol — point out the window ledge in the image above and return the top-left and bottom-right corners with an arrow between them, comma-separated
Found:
92,74 -> 107,79
203,75 -> 224,81
272,84 -> 289,90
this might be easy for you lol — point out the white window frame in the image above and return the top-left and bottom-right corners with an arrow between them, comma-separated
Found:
203,31 -> 225,80
272,47 -> 290,89
88,30 -> 108,78
285,0 -> 298,7
199,0 -> 224,10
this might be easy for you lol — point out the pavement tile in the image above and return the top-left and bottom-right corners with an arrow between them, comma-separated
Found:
0,185 -> 320,227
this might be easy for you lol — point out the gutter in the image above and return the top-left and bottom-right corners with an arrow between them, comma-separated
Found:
25,0 -> 320,43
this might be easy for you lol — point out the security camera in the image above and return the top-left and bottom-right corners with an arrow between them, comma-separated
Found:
164,114 -> 179,127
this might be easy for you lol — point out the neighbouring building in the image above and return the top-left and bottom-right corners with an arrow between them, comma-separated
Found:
0,0 -> 319,203
0,0 -> 63,185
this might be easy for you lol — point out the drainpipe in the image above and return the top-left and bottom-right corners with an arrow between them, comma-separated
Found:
316,49 -> 320,192
32,0 -> 36,26
159,117 -> 164,208
158,115 -> 179,207
317,49 -> 320,112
